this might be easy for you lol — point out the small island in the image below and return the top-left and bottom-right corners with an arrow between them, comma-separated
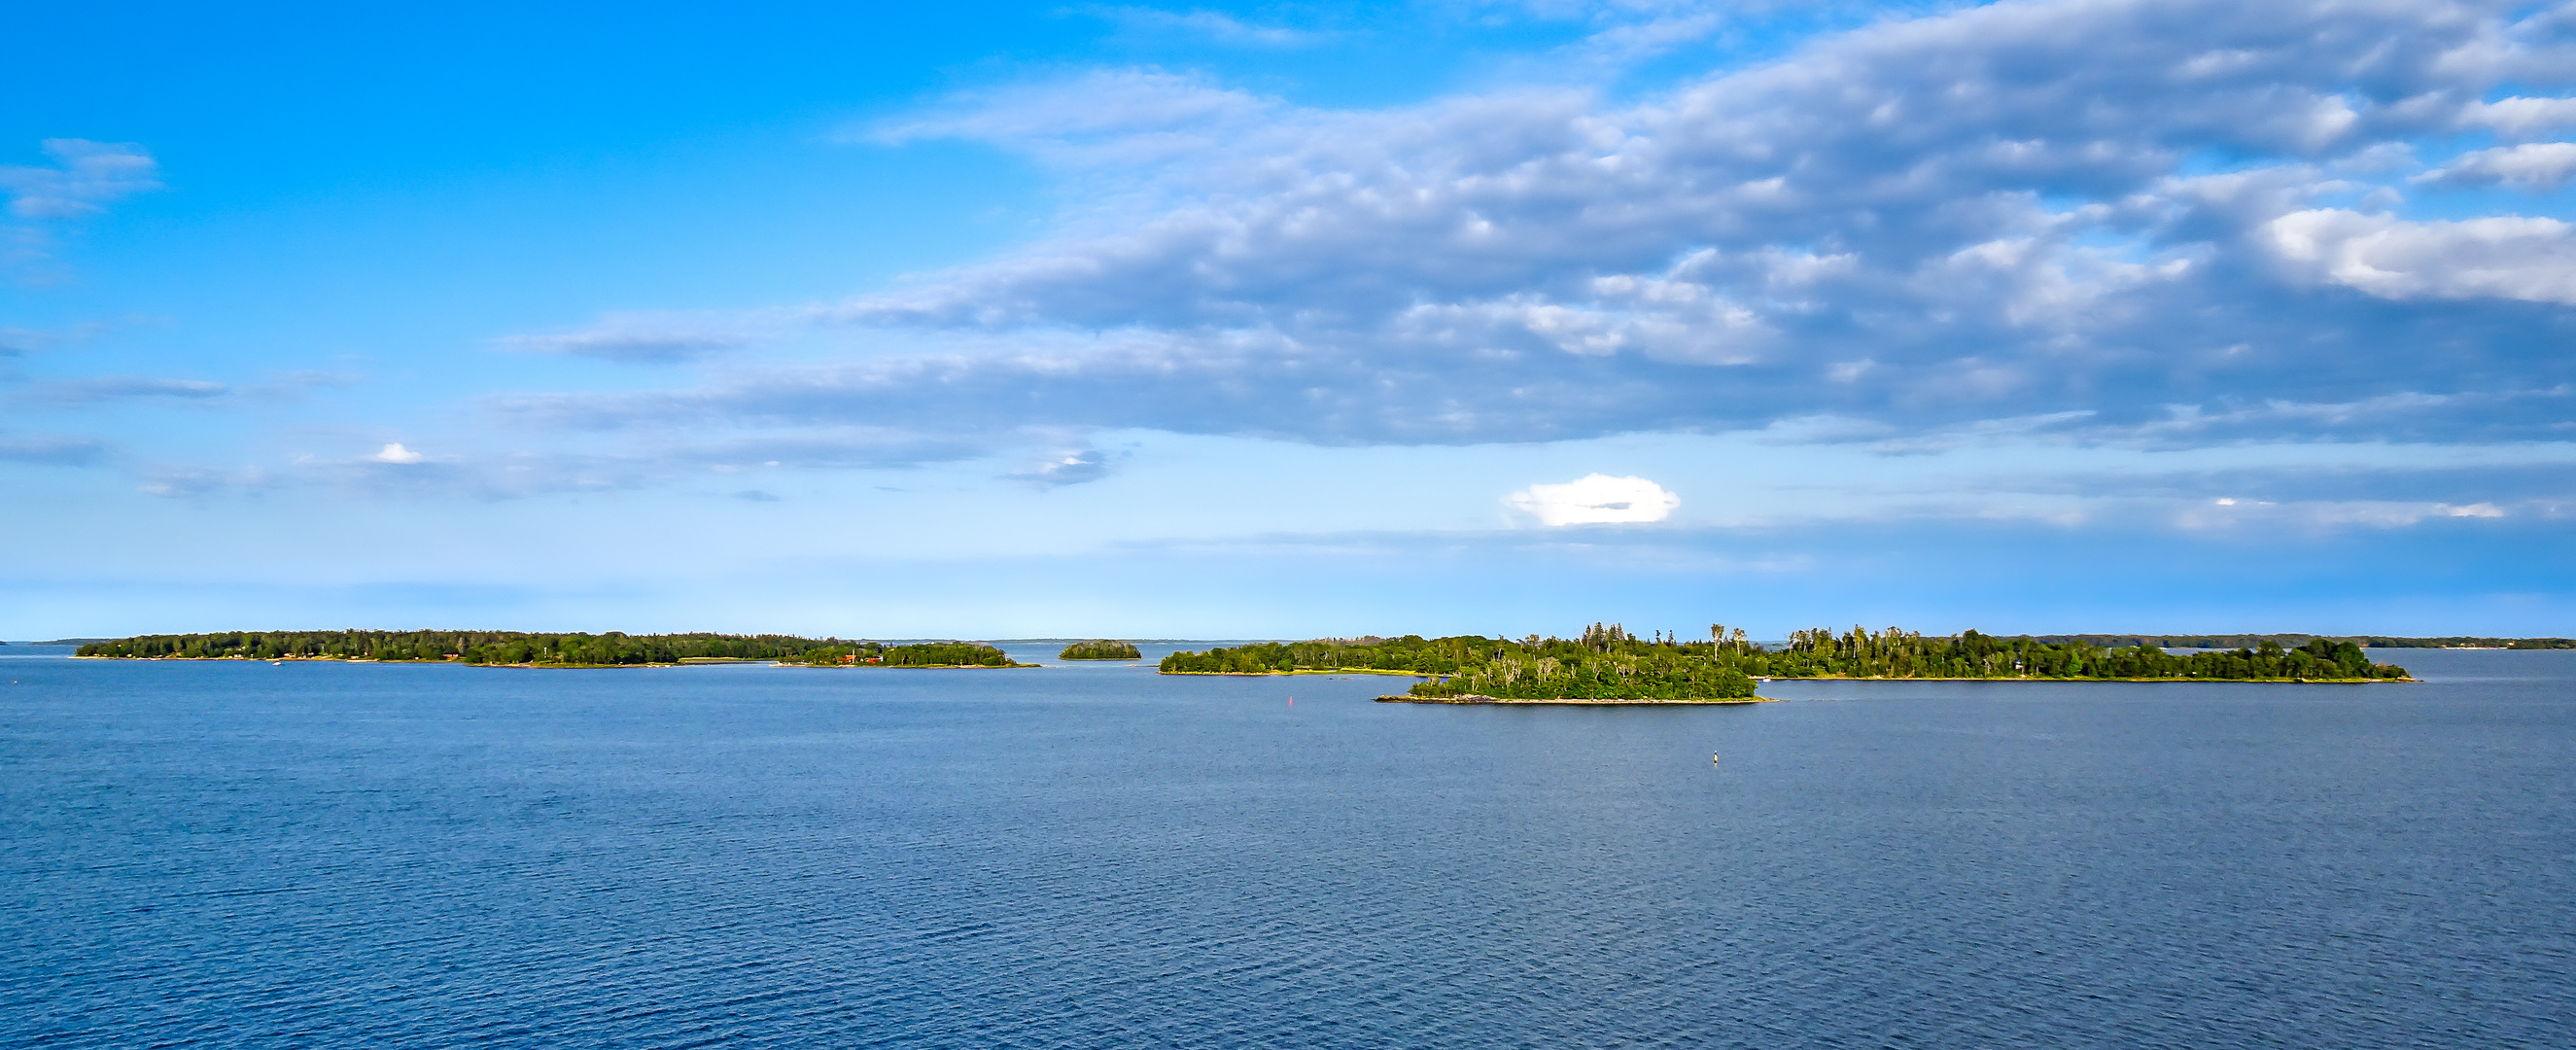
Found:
789,642 -> 1032,668
1160,623 -> 2414,703
1058,639 -> 1142,660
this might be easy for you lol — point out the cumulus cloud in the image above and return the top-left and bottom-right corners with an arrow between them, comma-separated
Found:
1507,473 -> 1681,526
135,0 -> 2556,511
2265,209 -> 2576,304
367,442 -> 427,464
462,0 -> 2576,458
2413,141 -> 2576,190
0,140 -> 160,220
2457,95 -> 2576,139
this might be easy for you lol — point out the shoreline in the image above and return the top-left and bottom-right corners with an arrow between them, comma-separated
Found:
774,662 -> 1036,670
1159,666 -> 2409,683
1758,674 -> 2413,683
1161,668 -> 1431,677
69,654 -> 1034,670
1379,694 -> 1776,705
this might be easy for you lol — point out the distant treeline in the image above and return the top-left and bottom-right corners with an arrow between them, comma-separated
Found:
76,631 -> 1028,668
78,630 -> 841,666
1059,640 -> 1142,660
2025,634 -> 2575,650
1163,623 -> 2410,698
1744,627 -> 2406,682
793,642 -> 1025,667
1157,628 -> 1760,699
1159,635 -> 1469,675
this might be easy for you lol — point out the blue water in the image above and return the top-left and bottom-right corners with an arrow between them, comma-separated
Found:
3,645 -> 2569,1048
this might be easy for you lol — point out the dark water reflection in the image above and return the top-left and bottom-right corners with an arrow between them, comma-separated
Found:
3,645 -> 2568,1047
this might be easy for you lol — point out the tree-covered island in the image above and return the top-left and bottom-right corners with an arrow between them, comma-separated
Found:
76,631 -> 1033,668
790,642 -> 1030,667
1058,640 -> 1143,660
1159,623 -> 2412,703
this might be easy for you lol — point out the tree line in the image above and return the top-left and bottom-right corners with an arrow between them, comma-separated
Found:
2030,633 -> 2574,650
1162,622 -> 2411,699
1751,627 -> 2407,682
792,642 -> 1025,667
1059,640 -> 1142,660
78,630 -> 841,666
74,631 -> 1032,668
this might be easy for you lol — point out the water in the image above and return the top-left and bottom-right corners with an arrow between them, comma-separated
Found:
3,645 -> 2569,1048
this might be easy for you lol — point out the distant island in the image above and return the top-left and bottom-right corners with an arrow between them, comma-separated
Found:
1058,640 -> 1142,660
74,631 -> 1031,669
1161,623 -> 2415,702
789,642 -> 1030,668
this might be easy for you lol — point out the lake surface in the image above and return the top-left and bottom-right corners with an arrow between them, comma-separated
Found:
4,645 -> 2569,1048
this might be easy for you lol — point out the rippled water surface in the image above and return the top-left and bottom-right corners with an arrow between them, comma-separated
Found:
4,645 -> 2570,1048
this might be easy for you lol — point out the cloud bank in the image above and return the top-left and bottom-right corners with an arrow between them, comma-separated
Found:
481,0 -> 2576,479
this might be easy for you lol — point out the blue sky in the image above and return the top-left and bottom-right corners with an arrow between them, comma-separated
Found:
9,0 -> 2576,640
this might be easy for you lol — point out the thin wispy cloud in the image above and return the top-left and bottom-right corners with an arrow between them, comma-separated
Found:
0,140 -> 160,220
491,315 -> 764,364
1082,6 -> 1337,48
26,375 -> 229,405
0,433 -> 109,466
1012,448 -> 1116,486
1,139 -> 160,276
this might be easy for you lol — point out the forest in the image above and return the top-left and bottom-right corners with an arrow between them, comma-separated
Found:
791,642 -> 1026,667
76,630 -> 839,666
76,631 -> 1028,668
1162,622 -> 2413,700
2032,633 -> 2575,650
1059,640 -> 1143,660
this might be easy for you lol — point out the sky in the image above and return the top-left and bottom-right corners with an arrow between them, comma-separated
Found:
7,0 -> 2576,641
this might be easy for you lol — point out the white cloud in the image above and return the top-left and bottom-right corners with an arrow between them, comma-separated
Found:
0,140 -> 160,220
0,433 -> 108,466
492,328 -> 751,364
1086,6 -> 1332,48
2457,95 -> 2576,139
861,69 -> 1279,168
1506,472 -> 1680,526
1012,448 -> 1114,486
227,0 -> 2576,503
2415,142 -> 2576,190
29,375 -> 228,404
368,443 -> 427,464
2264,208 -> 2576,304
